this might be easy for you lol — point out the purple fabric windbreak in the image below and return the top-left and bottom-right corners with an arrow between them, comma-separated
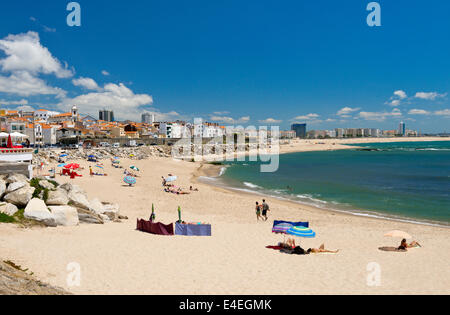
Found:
137,219 -> 174,236
175,223 -> 212,236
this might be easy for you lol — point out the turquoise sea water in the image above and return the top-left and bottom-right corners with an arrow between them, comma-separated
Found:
217,141 -> 450,226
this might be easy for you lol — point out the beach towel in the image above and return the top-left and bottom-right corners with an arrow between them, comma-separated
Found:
137,219 -> 174,236
266,246 -> 283,251
378,247 -> 407,253
273,220 -> 309,229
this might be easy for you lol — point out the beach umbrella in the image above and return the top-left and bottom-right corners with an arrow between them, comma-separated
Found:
65,163 -> 80,170
60,154 -> 68,158
96,165 -> 104,169
151,204 -> 156,221
384,230 -> 412,239
286,226 -> 316,238
7,135 -> 13,148
272,223 -> 294,234
10,132 -> 28,138
130,166 -> 140,172
123,176 -> 137,186
178,206 -> 182,223
166,176 -> 178,183
57,163 -> 67,168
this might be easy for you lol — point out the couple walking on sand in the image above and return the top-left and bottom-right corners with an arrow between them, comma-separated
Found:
256,200 -> 270,221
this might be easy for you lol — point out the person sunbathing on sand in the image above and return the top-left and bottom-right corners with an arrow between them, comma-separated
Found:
279,238 -> 296,249
307,244 -> 339,254
398,239 -> 421,251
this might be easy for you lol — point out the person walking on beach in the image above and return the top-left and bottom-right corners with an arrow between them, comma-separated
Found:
262,199 -> 270,221
255,202 -> 262,221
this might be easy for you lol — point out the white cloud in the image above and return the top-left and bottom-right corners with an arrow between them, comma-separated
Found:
16,105 -> 35,112
0,31 -> 70,98
0,71 -> 66,97
0,98 -> 28,106
387,90 -> 408,106
434,109 -> 450,116
58,82 -> 154,121
258,118 -> 282,124
408,109 -> 430,115
358,109 -> 402,121
394,90 -> 407,99
414,92 -> 447,100
389,99 -> 401,107
0,31 -> 73,78
293,113 -> 320,121
337,107 -> 360,116
210,115 -> 250,124
72,77 -> 101,91
101,70 -> 110,76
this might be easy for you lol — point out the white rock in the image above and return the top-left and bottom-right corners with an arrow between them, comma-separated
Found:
4,186 -> 35,207
6,181 -> 26,194
46,189 -> 69,206
68,191 -> 91,210
39,180 -> 56,190
0,179 -> 6,198
6,174 -> 29,184
76,208 -> 104,225
101,203 -> 120,220
89,198 -> 105,215
49,206 -> 79,226
24,198 -> 56,227
99,214 -> 110,222
0,203 -> 19,216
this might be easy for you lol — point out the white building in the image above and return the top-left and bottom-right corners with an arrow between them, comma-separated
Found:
25,123 -> 58,146
142,113 -> 155,124
34,109 -> 60,122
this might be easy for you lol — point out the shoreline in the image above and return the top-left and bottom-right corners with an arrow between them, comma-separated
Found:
195,163 -> 450,229
194,137 -> 450,229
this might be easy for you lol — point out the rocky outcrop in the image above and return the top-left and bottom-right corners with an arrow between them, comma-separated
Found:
0,203 -> 19,216
60,183 -> 91,210
76,208 -> 104,225
0,179 -> 7,199
46,189 -> 69,206
4,186 -> 35,207
49,206 -> 79,227
38,180 -> 56,190
0,260 -> 70,295
6,174 -> 28,185
101,203 -> 120,221
6,181 -> 26,194
24,199 -> 56,227
1,173 -> 123,227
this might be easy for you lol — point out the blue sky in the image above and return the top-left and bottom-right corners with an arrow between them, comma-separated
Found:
0,0 -> 449,132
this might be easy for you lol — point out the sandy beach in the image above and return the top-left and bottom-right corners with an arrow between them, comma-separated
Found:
0,138 -> 449,295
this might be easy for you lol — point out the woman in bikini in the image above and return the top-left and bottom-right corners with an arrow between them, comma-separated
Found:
307,244 -> 339,254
